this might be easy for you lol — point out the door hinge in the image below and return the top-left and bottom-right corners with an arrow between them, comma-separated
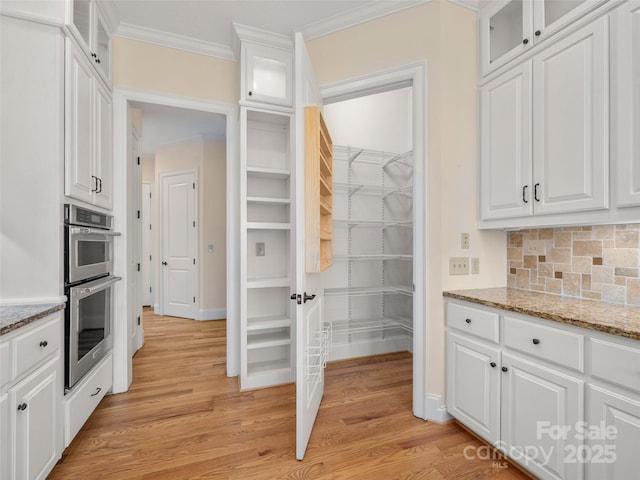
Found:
149,224 -> 152,230
149,286 -> 152,293
149,192 -> 152,199
137,263 -> 140,272
149,254 -> 152,261
137,156 -> 141,165
193,297 -> 196,303
137,210 -> 141,219
193,182 -> 195,189
193,258 -> 196,265
193,221 -> 196,227
137,315 -> 141,325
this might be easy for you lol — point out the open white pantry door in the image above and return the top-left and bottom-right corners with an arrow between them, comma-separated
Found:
294,31 -> 327,460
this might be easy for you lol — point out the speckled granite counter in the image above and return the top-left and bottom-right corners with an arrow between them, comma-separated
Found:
443,288 -> 640,341
0,303 -> 65,336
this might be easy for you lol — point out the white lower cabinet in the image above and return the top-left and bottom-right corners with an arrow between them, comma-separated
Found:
446,299 -> 640,480
501,353 -> 584,480
0,313 -> 63,480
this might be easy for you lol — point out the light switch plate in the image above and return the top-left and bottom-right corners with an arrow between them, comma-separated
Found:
449,257 -> 469,275
471,257 -> 479,274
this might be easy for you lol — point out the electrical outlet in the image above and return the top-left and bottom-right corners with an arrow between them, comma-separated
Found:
449,257 -> 469,275
471,257 -> 480,274
208,244 -> 214,253
461,233 -> 470,249
256,242 -> 265,257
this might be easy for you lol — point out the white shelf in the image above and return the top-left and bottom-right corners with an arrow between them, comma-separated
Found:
246,222 -> 291,230
334,182 -> 412,198
325,286 -> 413,297
247,277 -> 290,288
247,331 -> 291,349
247,315 -> 291,331
333,219 -> 412,229
333,254 -> 412,261
332,316 -> 413,335
247,358 -> 291,376
247,166 -> 290,179
247,196 -> 290,205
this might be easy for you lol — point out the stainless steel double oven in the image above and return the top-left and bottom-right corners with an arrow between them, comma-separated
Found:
64,204 -> 121,390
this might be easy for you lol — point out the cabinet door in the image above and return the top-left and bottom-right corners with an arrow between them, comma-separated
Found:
93,80 -> 112,209
243,43 -> 293,107
93,4 -> 111,83
533,0 -> 607,44
501,353 -> 584,480
13,359 -> 60,480
446,331 -> 501,444
480,61 -> 533,220
0,393 -> 10,480
532,16 -> 609,215
587,385 -> 640,480
615,0 -> 640,207
479,0 -> 532,77
65,39 -> 95,204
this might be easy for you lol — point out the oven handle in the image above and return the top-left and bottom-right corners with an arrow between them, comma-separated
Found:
71,276 -> 122,297
69,227 -> 122,236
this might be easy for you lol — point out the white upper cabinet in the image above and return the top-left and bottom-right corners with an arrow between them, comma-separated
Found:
480,61 -> 533,220
532,15 -> 609,215
614,0 -> 640,207
69,0 -> 112,84
480,16 -> 608,222
479,0 -> 607,77
241,42 -> 293,108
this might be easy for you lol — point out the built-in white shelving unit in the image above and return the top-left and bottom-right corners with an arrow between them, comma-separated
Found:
240,108 -> 295,389
324,145 -> 414,361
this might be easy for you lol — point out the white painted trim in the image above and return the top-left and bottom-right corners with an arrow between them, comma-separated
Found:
300,0 -> 429,40
0,296 -> 67,306
233,23 -> 293,49
114,22 -> 236,61
447,0 -> 479,11
425,394 -> 453,423
112,87 -> 240,394
149,133 -> 226,155
320,61 -> 428,420
196,308 -> 227,321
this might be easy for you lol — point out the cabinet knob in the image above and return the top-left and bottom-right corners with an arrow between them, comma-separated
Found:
501,366 -> 508,372
17,403 -> 27,411
39,340 -> 48,347
490,362 -> 497,368
162,261 -> 168,266
248,91 -> 253,96
91,52 -> 97,58
96,58 -> 101,64
535,30 -> 541,37
523,38 -> 529,45
532,338 -> 540,345
465,318 -> 471,324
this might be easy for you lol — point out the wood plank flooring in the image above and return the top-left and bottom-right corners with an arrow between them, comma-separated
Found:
49,309 -> 529,479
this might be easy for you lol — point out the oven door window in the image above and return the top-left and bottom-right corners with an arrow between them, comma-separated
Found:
77,239 -> 108,267
77,287 -> 111,361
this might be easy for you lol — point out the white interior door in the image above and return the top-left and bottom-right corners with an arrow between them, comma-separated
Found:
161,170 -> 197,319
294,32 -> 326,461
142,182 -> 153,307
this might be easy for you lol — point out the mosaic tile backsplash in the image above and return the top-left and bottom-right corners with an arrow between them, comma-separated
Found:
507,224 -> 640,306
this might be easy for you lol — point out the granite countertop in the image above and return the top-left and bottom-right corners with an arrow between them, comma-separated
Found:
0,302 -> 65,336
443,287 -> 640,341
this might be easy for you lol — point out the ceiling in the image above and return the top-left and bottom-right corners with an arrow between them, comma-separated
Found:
112,0 -> 446,59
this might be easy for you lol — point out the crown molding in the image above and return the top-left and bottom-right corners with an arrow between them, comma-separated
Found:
298,0 -> 430,40
447,0 -> 479,11
233,23 -> 293,49
114,22 -> 237,61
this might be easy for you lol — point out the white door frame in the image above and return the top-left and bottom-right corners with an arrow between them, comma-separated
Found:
112,87 -> 240,393
158,168 -> 199,319
141,181 -> 153,308
321,62 -> 430,420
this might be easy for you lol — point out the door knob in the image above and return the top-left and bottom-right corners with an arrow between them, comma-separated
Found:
162,261 -> 168,266
490,362 -> 497,368
303,292 -> 316,303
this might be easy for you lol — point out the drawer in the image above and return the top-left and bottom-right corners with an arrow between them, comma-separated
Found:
14,314 -> 61,379
64,352 -> 112,447
447,302 -> 499,343
590,338 -> 640,394
0,340 -> 12,389
503,315 -> 584,372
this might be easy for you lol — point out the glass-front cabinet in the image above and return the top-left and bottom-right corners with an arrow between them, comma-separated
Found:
69,0 -> 112,83
479,0 -> 607,77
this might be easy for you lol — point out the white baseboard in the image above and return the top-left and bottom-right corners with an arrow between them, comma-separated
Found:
196,307 -> 226,320
425,394 -> 452,423
153,303 -> 161,315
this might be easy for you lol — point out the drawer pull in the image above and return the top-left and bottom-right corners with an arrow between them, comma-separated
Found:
17,403 -> 27,411
39,340 -> 48,347
90,387 -> 102,397
532,338 -> 540,345
465,318 -> 471,324
501,366 -> 508,372
490,362 -> 497,368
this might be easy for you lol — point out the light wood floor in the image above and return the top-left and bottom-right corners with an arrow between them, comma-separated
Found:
49,309 -> 529,479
